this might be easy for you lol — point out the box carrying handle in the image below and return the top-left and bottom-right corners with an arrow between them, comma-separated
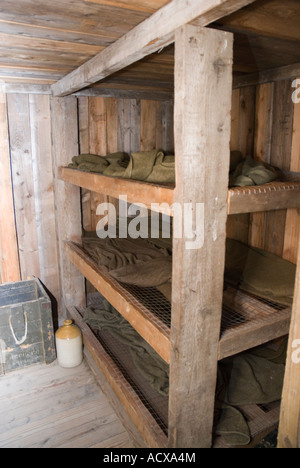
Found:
9,311 -> 28,346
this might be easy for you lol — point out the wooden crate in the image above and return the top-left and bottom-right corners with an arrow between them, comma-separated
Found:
0,278 -> 56,375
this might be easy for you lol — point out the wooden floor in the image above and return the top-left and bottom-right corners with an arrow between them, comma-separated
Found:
0,359 -> 133,448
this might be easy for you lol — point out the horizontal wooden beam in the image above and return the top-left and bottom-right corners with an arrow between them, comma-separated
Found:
74,87 -> 173,101
233,62 -> 300,89
228,181 -> 300,215
52,0 -> 257,97
0,82 -> 52,95
59,166 -> 175,215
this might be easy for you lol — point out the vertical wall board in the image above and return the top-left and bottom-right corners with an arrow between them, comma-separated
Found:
78,96 -> 93,232
118,98 -> 141,154
249,82 -> 274,249
28,94 -> 61,305
238,86 -> 256,157
230,88 -> 240,151
227,86 -> 256,244
0,91 -> 21,283
51,96 -> 85,317
271,80 -> 294,171
140,100 -> 158,151
283,89 -> 300,264
89,97 -> 108,230
254,82 -> 274,164
263,80 -> 294,257
106,98 -> 119,154
7,93 -> 41,281
161,100 -> 174,153
169,26 -> 233,448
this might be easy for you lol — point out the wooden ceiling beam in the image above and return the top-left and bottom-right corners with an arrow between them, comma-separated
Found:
52,0 -> 258,97
233,62 -> 300,89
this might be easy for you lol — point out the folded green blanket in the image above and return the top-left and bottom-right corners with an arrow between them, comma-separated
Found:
82,234 -> 172,302
215,338 -> 287,446
225,238 -> 296,306
69,150 -> 279,187
82,232 -> 296,307
69,149 -> 175,185
229,154 -> 280,187
84,300 -> 169,396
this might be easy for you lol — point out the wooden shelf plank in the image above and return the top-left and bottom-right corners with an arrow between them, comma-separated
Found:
64,241 -> 171,364
228,181 -> 300,215
60,167 -> 300,216
67,305 -> 168,449
58,167 -> 174,216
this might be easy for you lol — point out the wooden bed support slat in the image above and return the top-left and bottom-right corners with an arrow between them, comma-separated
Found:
228,181 -> 300,215
59,167 -> 300,216
58,167 -> 174,216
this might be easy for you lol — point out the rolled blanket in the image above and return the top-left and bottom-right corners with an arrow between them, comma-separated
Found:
68,152 -> 127,174
69,149 -> 176,185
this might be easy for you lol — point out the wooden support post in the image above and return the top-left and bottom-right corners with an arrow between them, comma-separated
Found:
278,231 -> 300,448
169,26 -> 233,448
51,97 -> 85,318
0,89 -> 21,283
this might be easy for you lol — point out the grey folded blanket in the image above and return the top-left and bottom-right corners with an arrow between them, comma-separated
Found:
225,238 -> 296,306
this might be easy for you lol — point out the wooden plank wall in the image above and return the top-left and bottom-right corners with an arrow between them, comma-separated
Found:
78,96 -> 174,231
228,78 -> 300,265
0,93 -> 61,311
0,80 -> 298,315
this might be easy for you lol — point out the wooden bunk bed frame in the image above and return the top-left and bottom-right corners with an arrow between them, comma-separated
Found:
50,0 -> 300,448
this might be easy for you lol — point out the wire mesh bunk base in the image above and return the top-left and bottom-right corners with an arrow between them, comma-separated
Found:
78,289 -> 287,447
66,241 -> 291,362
